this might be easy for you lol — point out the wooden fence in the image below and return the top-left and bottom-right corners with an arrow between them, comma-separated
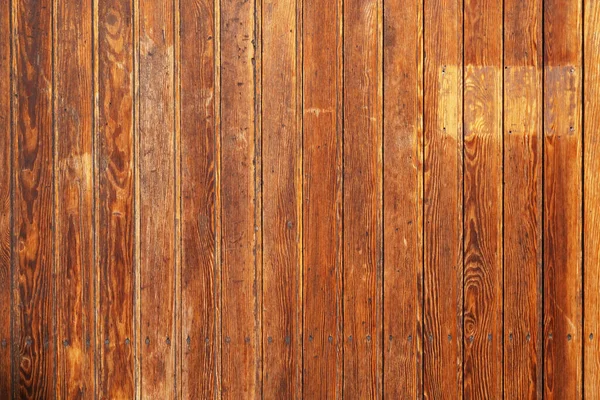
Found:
1,0 -> 599,398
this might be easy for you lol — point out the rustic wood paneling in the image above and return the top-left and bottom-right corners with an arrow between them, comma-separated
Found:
302,0 -> 343,397
261,0 -> 302,396
55,0 -> 95,397
584,0 -> 600,395
462,0 -> 502,396
382,0 -> 422,396
423,0 -> 463,396
0,0 -> 11,393
503,0 -> 543,396
138,0 -> 177,397
2,0 -> 600,397
96,0 -> 136,398
12,0 -> 56,397
543,0 -> 583,397
343,0 -> 382,397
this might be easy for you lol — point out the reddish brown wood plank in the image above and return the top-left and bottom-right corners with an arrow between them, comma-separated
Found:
138,0 -> 177,397
12,0 -> 55,397
543,0 -> 583,397
261,0 -> 301,397
219,0 -> 260,396
584,0 -> 600,395
423,0 -> 463,396
382,0 -> 422,396
54,0 -> 95,397
503,0 -> 543,396
343,0 -> 382,397
179,0 -> 218,397
0,0 -> 12,393
96,0 -> 136,398
302,0 -> 343,396
462,0 -> 502,397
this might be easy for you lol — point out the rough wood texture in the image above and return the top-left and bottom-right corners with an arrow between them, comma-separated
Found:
423,0 -> 463,396
503,0 -> 543,396
3,0 -> 600,397
0,0 -> 11,394
219,0 -> 260,396
138,0 -> 177,397
54,0 -> 95,397
302,0 -> 343,397
343,0 -> 382,398
584,0 -> 600,395
382,0 -> 422,396
180,0 -> 217,398
543,0 -> 583,397
261,0 -> 301,397
96,0 -> 136,398
462,0 -> 502,397
12,0 -> 56,397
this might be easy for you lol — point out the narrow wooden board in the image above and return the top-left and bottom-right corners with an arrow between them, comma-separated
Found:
180,0 -> 218,397
503,0 -> 543,396
382,0 -> 422,396
12,0 -> 56,397
302,0 -> 343,396
343,0 -> 383,397
261,0 -> 301,397
423,0 -> 463,396
0,0 -> 12,393
54,0 -> 95,397
462,0 -> 502,396
543,0 -> 583,397
96,0 -> 136,398
219,0 -> 260,396
138,0 -> 177,397
584,0 -> 600,395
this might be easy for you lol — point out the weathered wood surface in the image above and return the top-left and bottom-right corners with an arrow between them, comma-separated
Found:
1,0 -> 599,397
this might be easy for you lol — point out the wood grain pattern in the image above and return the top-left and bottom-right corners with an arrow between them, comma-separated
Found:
261,0 -> 301,397
179,0 -> 217,398
302,0 -> 343,396
462,0 -> 502,397
423,0 -> 463,396
584,0 -> 600,395
0,0 -> 11,394
3,0 -> 600,397
543,0 -> 583,397
219,0 -> 260,396
138,0 -> 177,397
382,0 -> 422,396
503,0 -> 543,396
12,0 -> 56,397
54,0 -> 95,397
96,0 -> 136,398
343,0 -> 382,397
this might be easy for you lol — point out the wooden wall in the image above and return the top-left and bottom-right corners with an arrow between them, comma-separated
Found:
0,0 -> 599,398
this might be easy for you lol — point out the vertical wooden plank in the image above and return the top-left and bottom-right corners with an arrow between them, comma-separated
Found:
219,0 -> 260,396
302,0 -> 343,396
0,0 -> 12,393
543,0 -> 583,397
54,0 -> 95,397
179,0 -> 218,397
96,0 -> 136,397
261,0 -> 301,396
423,0 -> 463,396
343,0 -> 382,397
138,0 -> 177,397
382,0 -> 423,395
503,0 -> 543,396
584,0 -> 600,395
12,0 -> 55,397
462,0 -> 502,397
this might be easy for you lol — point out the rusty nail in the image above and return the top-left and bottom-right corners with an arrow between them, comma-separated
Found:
145,337 -> 150,345
125,338 -> 130,345
63,340 -> 69,347
105,338 -> 110,346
